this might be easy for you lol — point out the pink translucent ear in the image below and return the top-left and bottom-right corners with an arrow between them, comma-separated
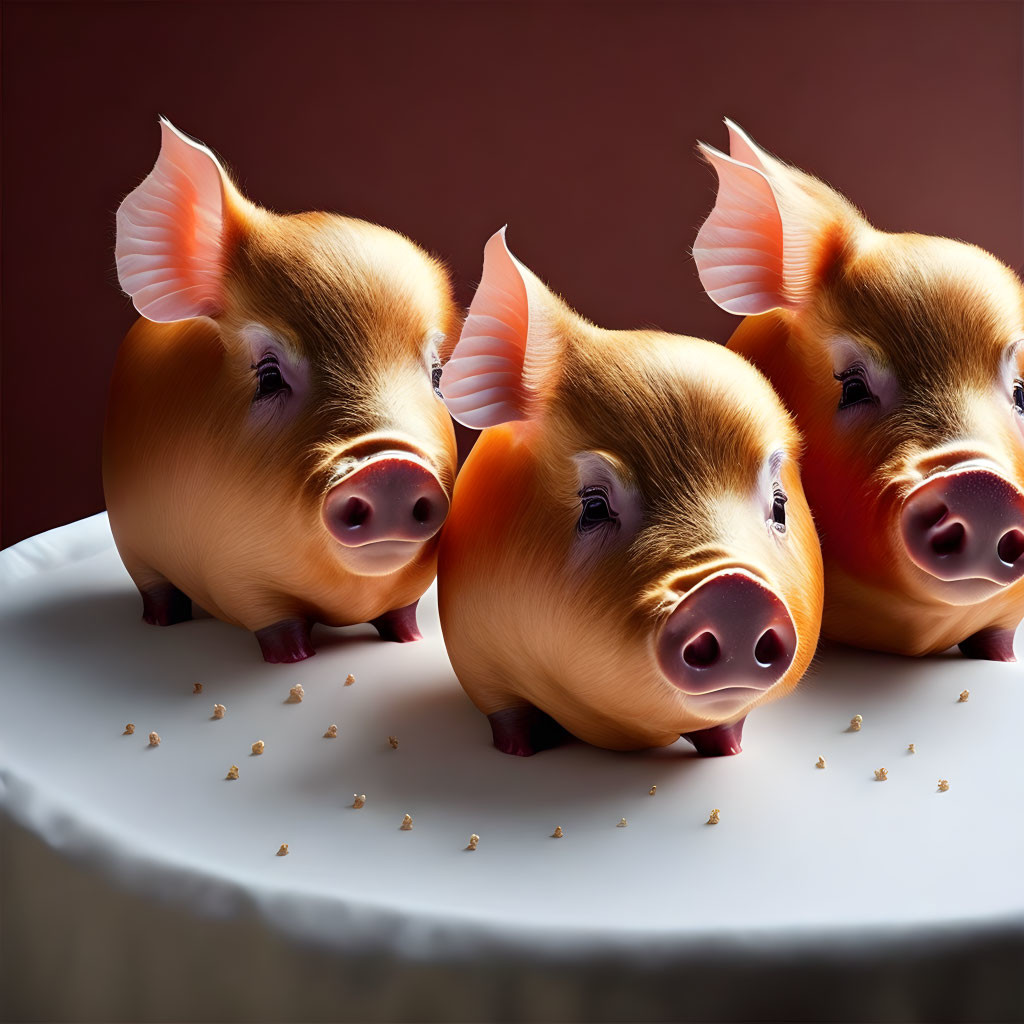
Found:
724,117 -> 770,173
115,119 -> 228,322
692,144 -> 787,315
439,228 -> 534,428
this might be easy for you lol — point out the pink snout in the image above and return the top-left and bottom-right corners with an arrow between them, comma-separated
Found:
323,456 -> 448,547
657,570 -> 797,707
901,468 -> 1024,587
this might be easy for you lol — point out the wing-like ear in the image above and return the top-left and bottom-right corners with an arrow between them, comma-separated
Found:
440,228 -> 559,428
115,119 -> 234,322
693,122 -> 859,316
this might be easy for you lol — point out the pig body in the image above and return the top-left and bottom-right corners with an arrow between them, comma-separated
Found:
104,122 -> 457,662
693,122 -> 1024,660
437,230 -> 823,755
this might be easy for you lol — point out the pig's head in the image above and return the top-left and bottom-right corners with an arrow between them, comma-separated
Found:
115,120 -> 457,578
693,122 -> 1024,653
438,230 -> 823,751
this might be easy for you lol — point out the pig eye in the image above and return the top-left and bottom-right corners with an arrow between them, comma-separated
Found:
1013,379 -> 1024,416
770,486 -> 788,533
431,354 -> 443,399
252,355 -> 290,403
834,364 -> 877,411
577,485 -> 619,535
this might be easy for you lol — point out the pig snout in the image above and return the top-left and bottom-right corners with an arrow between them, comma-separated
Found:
322,455 -> 448,573
656,570 -> 797,706
901,467 -> 1024,587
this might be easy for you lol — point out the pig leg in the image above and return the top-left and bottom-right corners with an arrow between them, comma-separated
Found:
255,618 -> 316,663
958,626 -> 1017,662
369,601 -> 422,643
138,580 -> 193,626
487,705 -> 570,757
682,717 -> 746,756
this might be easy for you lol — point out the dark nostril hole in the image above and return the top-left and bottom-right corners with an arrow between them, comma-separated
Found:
412,497 -> 433,524
683,631 -> 720,669
930,521 -> 966,557
997,529 -> 1024,566
339,496 -> 371,529
754,628 -> 786,668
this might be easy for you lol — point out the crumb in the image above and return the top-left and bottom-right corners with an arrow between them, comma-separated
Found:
908,743 -> 916,754
400,813 -> 413,831
352,794 -> 366,808
466,834 -> 480,851
850,715 -> 863,731
213,704 -> 225,719
816,756 -> 826,769
123,723 -> 135,735
193,682 -> 202,695
388,735 -> 399,749
938,779 -> 950,792
324,724 -> 338,738
276,843 -> 289,856
552,826 -> 564,838
226,764 -> 239,780
617,818 -> 628,828
874,767 -> 888,781
287,684 -> 304,704
345,673 -> 355,686
958,689 -> 969,703
148,731 -> 160,747
706,809 -> 720,825
649,785 -> 657,796
251,740 -> 265,755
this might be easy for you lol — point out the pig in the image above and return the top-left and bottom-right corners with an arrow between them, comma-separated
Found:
692,120 -> 1024,660
436,229 -> 823,756
103,120 -> 458,662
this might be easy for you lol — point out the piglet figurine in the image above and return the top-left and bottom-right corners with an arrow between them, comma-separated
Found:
693,121 -> 1024,660
104,120 -> 457,662
436,229 -> 823,756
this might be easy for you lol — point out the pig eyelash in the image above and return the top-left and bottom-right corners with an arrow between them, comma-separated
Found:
833,363 -> 878,412
1013,379 -> 1024,416
251,355 -> 291,404
577,485 -> 619,535
769,485 -> 788,534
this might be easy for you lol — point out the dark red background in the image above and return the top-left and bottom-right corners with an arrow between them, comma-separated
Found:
2,0 -> 1022,547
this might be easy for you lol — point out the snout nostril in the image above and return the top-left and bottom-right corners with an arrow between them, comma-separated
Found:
930,521 -> 966,557
754,628 -> 785,668
997,529 -> 1024,566
412,497 -> 433,524
683,631 -> 720,669
339,496 -> 371,529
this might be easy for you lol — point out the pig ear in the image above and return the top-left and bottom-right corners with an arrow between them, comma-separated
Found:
115,119 -> 232,322
440,228 -> 557,428
693,123 -> 844,315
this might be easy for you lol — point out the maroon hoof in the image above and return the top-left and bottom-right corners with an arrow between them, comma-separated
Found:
487,706 -> 570,757
255,618 -> 315,663
682,716 -> 746,756
959,626 -> 1017,662
140,582 -> 192,626
370,601 -> 422,643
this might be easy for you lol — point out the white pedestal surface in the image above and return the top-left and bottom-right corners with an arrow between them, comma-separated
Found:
1,515 -> 1022,1022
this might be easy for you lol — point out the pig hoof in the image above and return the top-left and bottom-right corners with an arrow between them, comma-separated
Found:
958,627 -> 1017,662
682,717 -> 746,757
255,619 -> 315,663
140,583 -> 192,626
370,601 -> 422,643
487,706 -> 570,757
